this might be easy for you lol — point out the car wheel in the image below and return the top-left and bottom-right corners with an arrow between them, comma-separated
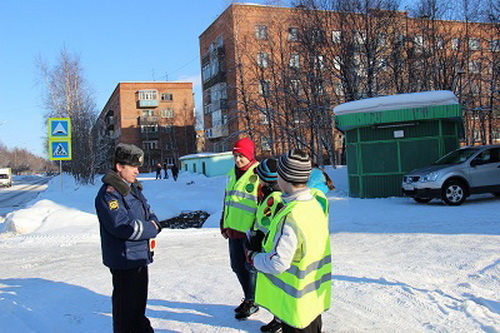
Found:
413,198 -> 432,203
442,180 -> 467,206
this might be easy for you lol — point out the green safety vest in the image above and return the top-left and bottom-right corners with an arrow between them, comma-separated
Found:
255,192 -> 331,329
223,163 -> 260,233
254,191 -> 283,234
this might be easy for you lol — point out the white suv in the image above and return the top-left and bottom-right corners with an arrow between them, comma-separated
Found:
402,145 -> 500,205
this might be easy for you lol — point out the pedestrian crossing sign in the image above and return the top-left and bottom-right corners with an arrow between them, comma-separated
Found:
48,118 -> 71,140
49,140 -> 72,161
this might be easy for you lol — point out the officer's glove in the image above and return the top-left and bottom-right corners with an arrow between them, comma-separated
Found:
244,230 -> 265,252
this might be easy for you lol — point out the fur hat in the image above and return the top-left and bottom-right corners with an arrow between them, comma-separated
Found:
114,143 -> 144,166
277,149 -> 312,184
256,158 -> 278,183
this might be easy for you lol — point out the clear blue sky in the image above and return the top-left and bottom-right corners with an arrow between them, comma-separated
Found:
1,0 -> 420,158
0,0 -> 275,158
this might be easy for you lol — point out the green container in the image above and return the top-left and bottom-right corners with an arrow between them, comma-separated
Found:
335,92 -> 463,198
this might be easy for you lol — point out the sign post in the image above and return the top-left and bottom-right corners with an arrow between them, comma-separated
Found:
48,118 -> 72,191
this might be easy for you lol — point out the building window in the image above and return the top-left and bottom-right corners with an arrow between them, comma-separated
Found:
260,111 -> 270,124
202,63 -> 210,82
163,125 -> 172,134
489,40 -> 500,52
212,110 -> 222,127
332,30 -> 341,44
413,35 -> 424,48
451,37 -> 460,50
141,125 -> 158,133
290,79 -> 301,95
354,31 -> 366,45
333,56 -> 341,70
261,137 -> 272,151
436,37 -> 445,49
161,93 -> 173,101
216,34 -> 223,47
378,33 -> 386,47
142,110 -> 155,117
259,80 -> 271,96
161,109 -> 174,118
311,29 -> 324,43
314,55 -> 325,70
165,142 -> 174,150
255,25 -> 268,40
468,60 -> 481,74
142,140 -> 158,150
257,52 -> 269,68
288,27 -> 299,41
468,38 -> 480,50
138,90 -> 157,100
289,54 -> 300,69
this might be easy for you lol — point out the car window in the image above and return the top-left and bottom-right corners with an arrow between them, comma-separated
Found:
490,148 -> 500,163
472,148 -> 500,165
434,148 -> 478,165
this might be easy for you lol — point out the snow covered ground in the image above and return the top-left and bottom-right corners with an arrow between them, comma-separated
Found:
0,167 -> 499,332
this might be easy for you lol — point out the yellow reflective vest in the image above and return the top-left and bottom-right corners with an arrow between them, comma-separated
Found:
254,191 -> 283,234
223,163 -> 259,233
255,191 -> 331,329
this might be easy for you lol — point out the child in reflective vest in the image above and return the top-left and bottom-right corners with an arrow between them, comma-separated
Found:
247,149 -> 332,333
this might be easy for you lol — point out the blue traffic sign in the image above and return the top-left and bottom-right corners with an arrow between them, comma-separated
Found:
48,118 -> 71,139
49,140 -> 72,161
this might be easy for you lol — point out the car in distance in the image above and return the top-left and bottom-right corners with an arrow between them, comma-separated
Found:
0,167 -> 12,187
402,145 -> 500,205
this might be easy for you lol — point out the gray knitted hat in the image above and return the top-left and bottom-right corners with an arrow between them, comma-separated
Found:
277,149 -> 312,184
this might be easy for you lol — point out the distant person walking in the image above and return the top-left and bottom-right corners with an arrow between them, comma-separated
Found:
171,163 -> 179,181
163,161 -> 169,179
95,143 -> 161,333
155,163 -> 162,180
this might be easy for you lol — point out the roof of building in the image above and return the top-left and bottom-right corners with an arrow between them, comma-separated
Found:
179,151 -> 233,160
334,90 -> 458,115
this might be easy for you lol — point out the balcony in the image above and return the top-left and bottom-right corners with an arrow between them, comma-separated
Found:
137,99 -> 159,108
139,116 -> 159,125
140,131 -> 160,139
207,124 -> 229,139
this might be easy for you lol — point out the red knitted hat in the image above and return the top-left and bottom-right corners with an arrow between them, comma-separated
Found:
233,138 -> 255,161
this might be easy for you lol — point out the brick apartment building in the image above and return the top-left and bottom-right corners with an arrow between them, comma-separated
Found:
97,82 -> 196,171
199,3 -> 499,160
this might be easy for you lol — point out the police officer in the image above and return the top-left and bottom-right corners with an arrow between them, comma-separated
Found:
95,143 -> 161,333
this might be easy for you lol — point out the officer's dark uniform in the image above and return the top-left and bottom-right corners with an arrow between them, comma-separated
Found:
95,144 -> 160,333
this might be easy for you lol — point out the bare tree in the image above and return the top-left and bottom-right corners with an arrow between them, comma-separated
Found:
36,48 -> 98,184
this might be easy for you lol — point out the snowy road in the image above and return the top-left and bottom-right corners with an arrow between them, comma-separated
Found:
0,176 -> 50,217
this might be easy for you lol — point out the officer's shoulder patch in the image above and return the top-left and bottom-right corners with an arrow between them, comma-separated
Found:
106,185 -> 115,193
108,200 -> 119,211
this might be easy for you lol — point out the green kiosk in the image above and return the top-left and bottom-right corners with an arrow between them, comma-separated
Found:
334,91 -> 463,198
